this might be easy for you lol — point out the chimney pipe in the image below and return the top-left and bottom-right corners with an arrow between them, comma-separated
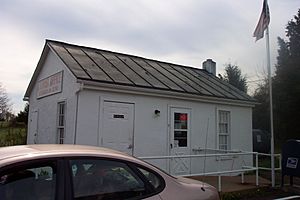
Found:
202,59 -> 216,76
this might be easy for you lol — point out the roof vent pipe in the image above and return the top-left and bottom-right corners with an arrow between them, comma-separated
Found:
202,59 -> 216,76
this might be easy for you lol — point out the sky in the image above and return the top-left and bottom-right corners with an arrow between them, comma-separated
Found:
0,0 -> 299,114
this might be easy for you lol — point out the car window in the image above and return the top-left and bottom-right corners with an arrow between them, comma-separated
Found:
0,162 -> 56,200
137,167 -> 162,190
70,159 -> 152,200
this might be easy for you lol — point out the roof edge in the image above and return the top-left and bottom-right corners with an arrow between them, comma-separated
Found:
23,40 -> 50,100
78,79 -> 257,107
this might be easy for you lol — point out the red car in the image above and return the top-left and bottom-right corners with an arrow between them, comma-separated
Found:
0,144 -> 219,200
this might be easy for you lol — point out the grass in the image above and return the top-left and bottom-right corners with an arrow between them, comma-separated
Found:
258,155 -> 280,169
0,121 -> 27,147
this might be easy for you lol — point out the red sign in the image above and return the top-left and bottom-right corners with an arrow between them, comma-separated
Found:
179,113 -> 187,121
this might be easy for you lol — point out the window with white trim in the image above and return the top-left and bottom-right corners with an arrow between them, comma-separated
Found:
57,102 -> 66,144
218,110 -> 230,150
174,112 -> 188,147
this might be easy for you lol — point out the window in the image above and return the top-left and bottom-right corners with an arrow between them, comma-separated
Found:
0,162 -> 56,200
218,110 -> 230,150
137,167 -> 163,190
257,135 -> 262,143
174,112 -> 188,147
57,101 -> 66,144
69,159 -> 152,200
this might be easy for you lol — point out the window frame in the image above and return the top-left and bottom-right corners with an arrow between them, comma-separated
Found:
0,158 -> 63,200
66,156 -> 166,200
217,109 -> 231,150
173,112 -> 189,148
57,101 -> 66,144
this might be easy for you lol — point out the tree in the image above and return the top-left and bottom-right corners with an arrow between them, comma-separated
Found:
0,83 -> 11,121
222,63 -> 248,93
253,9 -> 300,143
15,103 -> 29,124
252,77 -> 270,131
273,9 -> 300,142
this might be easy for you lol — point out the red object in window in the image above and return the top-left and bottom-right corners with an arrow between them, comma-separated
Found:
180,113 -> 187,121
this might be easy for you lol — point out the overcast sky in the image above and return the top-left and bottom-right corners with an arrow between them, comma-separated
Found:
0,0 -> 299,113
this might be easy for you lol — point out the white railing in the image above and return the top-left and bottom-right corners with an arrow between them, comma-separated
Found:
257,152 -> 282,171
139,149 -> 281,192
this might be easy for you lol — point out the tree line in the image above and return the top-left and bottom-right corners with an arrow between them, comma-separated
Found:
224,9 -> 300,146
253,9 -> 300,145
0,83 -> 28,125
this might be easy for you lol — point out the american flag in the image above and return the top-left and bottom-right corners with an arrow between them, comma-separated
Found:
253,0 -> 270,41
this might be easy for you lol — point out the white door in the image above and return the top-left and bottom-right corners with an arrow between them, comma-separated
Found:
102,101 -> 134,155
170,108 -> 191,175
29,110 -> 39,144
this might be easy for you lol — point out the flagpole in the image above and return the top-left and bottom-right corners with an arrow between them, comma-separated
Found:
265,25 -> 275,187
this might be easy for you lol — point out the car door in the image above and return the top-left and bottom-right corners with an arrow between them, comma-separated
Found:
68,157 -> 163,200
0,158 -> 64,200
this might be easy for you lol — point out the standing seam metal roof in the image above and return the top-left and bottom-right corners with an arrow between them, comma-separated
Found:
47,40 -> 255,102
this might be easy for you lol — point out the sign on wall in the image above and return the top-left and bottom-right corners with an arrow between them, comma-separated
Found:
37,71 -> 63,99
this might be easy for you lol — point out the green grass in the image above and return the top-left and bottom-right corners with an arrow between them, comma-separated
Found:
0,122 -> 27,147
0,121 -> 9,128
258,156 -> 280,169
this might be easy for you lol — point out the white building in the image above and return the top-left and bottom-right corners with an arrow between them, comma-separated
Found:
24,40 -> 256,175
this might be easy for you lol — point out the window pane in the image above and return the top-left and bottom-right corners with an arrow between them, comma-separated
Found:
219,123 -> 228,134
174,113 -> 188,129
59,103 -> 65,115
219,135 -> 228,150
219,124 -> 224,133
0,164 -> 56,200
70,159 -> 150,200
218,110 -> 230,150
59,115 -> 64,126
219,111 -> 229,123
58,128 -> 64,144
257,135 -> 262,143
174,131 -> 187,147
138,168 -> 162,189
219,135 -> 227,145
57,102 -> 65,144
219,144 -> 227,150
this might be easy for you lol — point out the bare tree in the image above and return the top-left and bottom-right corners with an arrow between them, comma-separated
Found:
0,83 -> 12,120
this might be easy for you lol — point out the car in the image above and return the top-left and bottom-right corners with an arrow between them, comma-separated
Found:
0,144 -> 219,200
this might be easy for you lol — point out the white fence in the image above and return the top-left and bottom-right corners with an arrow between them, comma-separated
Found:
139,149 -> 281,192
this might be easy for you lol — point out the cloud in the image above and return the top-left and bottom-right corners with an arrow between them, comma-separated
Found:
0,0 -> 299,112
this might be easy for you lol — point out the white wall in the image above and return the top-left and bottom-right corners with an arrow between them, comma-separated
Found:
27,49 -> 253,174
75,89 -> 253,173
27,50 -> 79,144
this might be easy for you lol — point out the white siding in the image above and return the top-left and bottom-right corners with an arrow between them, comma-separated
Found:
75,89 -> 252,173
27,50 -> 79,144
27,49 -> 253,174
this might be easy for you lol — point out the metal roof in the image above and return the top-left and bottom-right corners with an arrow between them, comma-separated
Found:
26,40 -> 255,103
